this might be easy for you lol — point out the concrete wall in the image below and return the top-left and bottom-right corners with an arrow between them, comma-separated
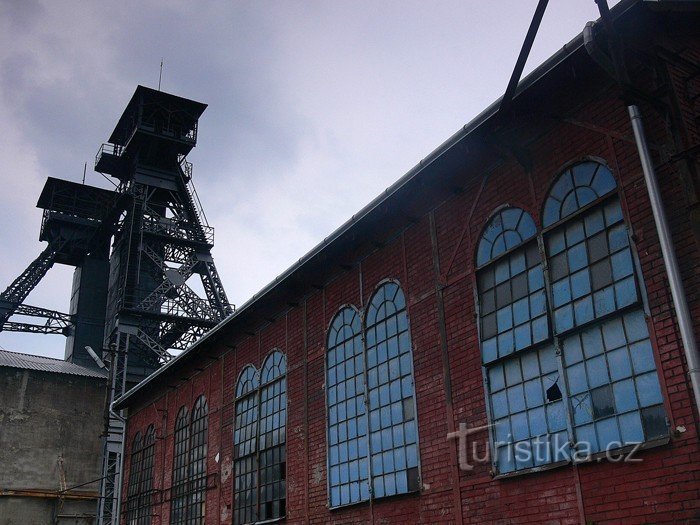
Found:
0,368 -> 106,525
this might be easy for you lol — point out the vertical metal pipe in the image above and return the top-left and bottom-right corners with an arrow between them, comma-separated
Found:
628,104 -> 700,416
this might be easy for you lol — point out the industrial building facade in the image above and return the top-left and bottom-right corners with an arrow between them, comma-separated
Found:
114,2 -> 700,523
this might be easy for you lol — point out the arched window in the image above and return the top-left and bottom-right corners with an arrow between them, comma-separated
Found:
476,208 -> 564,473
233,355 -> 287,525
476,161 -> 668,475
126,432 -> 143,524
259,351 -> 287,521
127,425 -> 155,524
170,408 -> 190,524
543,161 -> 666,454
188,396 -> 208,524
327,307 -> 368,507
365,282 -> 420,498
170,397 -> 208,525
234,366 -> 259,525
326,282 -> 419,508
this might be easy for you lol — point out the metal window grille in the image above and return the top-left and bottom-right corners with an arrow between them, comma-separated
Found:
476,161 -> 668,475
187,396 -> 208,524
125,425 -> 156,525
326,282 -> 420,508
233,355 -> 287,525
170,408 -> 190,524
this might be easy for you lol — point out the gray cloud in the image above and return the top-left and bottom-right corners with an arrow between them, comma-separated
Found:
0,0 -> 617,357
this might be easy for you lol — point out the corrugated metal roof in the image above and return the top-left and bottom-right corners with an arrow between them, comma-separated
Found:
0,349 -> 107,379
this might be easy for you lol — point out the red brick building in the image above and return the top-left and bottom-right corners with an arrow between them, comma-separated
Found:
114,2 -> 700,523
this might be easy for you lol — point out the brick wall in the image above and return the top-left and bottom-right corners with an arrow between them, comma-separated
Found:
120,38 -> 700,525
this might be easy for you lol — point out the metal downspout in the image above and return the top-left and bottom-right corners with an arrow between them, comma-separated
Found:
628,105 -> 700,415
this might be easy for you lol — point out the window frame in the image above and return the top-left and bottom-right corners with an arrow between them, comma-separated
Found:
232,351 -> 288,525
187,396 -> 209,524
325,279 -> 422,510
126,424 -> 156,525
170,407 -> 190,525
475,160 -> 669,478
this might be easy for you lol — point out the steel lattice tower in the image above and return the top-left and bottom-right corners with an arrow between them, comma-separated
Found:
94,86 -> 232,523
0,85 -> 232,525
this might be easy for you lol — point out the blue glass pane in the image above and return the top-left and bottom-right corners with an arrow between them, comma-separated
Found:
619,411 -> 644,444
604,200 -> 623,225
563,335 -> 583,366
607,348 -> 632,381
566,363 -> 588,394
586,355 -> 609,388
574,297 -> 594,325
548,230 -> 566,255
552,170 -> 574,200
613,378 -> 637,412
614,277 -> 637,307
630,340 -> 655,374
608,224 -> 629,251
497,446 -> 515,473
528,267 -> 544,290
482,337 -> 498,364
575,424 -> 598,454
511,412 -> 529,441
571,394 -> 593,425
611,250 -> 634,280
505,358 -> 522,385
567,243 -> 588,272
566,221 -> 585,245
623,310 -> 647,342
510,252 -> 526,275
521,352 -> 539,380
528,407 -> 547,436
593,288 -> 615,318
494,419 -> 511,443
575,187 -> 597,209
562,194 -> 578,217
591,167 -> 617,196
554,305 -> 574,333
507,385 -> 526,412
552,431 -> 570,462
582,327 -> 603,358
524,380 -> 543,408
570,270 -> 591,299
552,279 -> 571,308
601,318 -> 626,350
530,291 -> 546,316
595,417 -> 620,450
546,401 -> 567,432
543,199 -> 560,228
636,373 -> 663,407
573,161 -> 597,187
584,209 -> 605,236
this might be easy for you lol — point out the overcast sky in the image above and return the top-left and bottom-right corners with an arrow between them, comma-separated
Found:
0,0 -> 617,359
